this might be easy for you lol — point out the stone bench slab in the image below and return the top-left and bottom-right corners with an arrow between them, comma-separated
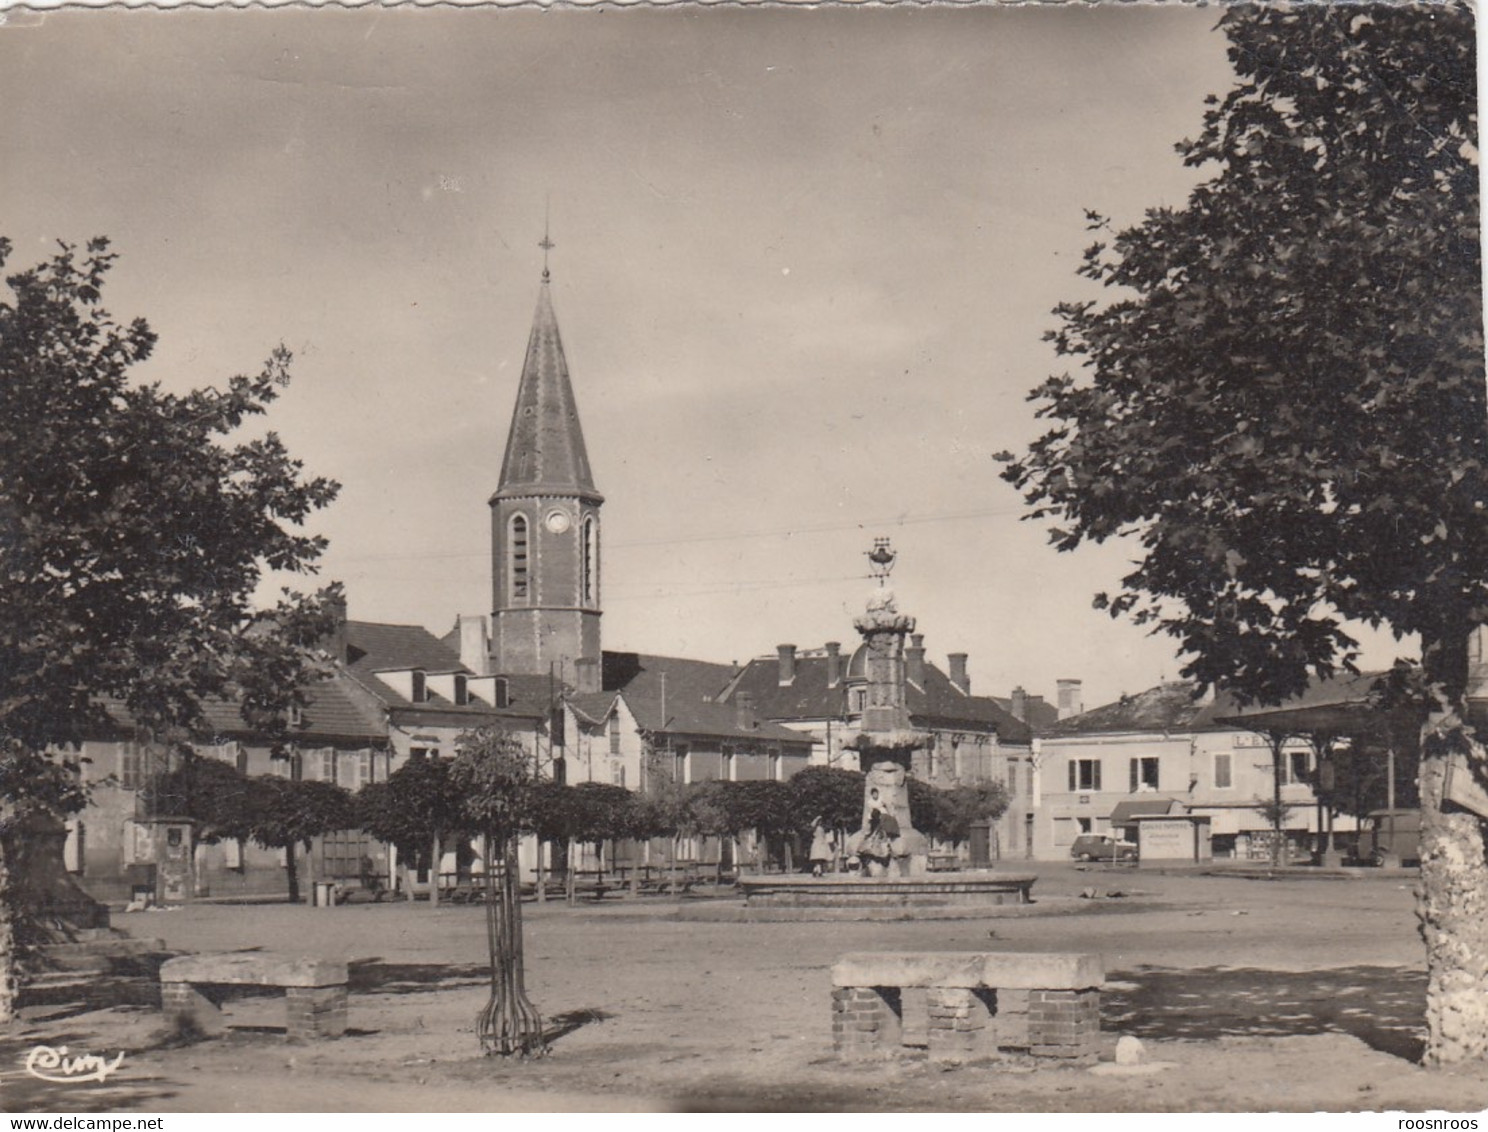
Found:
831,951 -> 1102,990
160,953 -> 347,988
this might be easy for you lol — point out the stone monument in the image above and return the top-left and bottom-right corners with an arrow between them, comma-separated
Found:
842,539 -> 929,877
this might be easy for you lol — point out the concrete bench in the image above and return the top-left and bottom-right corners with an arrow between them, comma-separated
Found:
159,953 -> 348,1040
831,951 -> 1103,1063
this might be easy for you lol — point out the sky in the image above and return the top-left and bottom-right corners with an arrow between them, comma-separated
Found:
0,4 -> 1423,710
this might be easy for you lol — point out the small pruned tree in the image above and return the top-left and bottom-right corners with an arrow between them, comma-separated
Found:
356,754 -> 465,905
932,782 -> 1012,848
247,776 -> 354,904
449,726 -> 545,1058
786,766 -> 865,841
144,752 -> 257,846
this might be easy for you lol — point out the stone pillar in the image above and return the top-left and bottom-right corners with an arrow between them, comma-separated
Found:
831,985 -> 902,1061
160,981 -> 223,1035
925,986 -> 994,1062
1028,988 -> 1100,1061
991,987 -> 1031,1050
285,984 -> 348,1040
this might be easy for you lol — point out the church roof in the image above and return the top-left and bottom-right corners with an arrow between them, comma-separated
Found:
492,281 -> 601,504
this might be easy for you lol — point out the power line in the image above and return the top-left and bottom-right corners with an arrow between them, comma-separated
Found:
327,505 -> 1020,565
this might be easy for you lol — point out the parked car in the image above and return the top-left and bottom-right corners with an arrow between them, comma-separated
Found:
1070,833 -> 1138,862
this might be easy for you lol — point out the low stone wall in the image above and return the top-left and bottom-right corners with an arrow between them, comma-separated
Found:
830,951 -> 1102,1063
159,953 -> 349,1041
739,873 -> 1036,908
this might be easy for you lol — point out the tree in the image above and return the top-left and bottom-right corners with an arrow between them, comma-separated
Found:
786,766 -> 865,839
143,752 -> 257,846
0,237 -> 340,1021
246,777 -> 354,904
932,782 -> 1011,847
449,727 -> 545,1058
356,754 -> 466,905
999,5 -> 1486,1063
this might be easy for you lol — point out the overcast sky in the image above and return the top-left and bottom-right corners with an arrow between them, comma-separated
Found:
1,5 -> 1419,709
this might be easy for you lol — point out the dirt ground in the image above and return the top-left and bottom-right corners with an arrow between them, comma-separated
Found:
5,863 -> 1487,1113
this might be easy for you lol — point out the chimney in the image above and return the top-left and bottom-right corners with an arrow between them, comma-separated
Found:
457,614 -> 490,676
736,690 -> 757,731
323,590 -> 349,664
778,644 -> 797,686
948,652 -> 970,694
574,657 -> 600,695
825,641 -> 842,687
1010,686 -> 1028,721
906,634 -> 926,687
1057,678 -> 1083,720
1026,693 -> 1048,720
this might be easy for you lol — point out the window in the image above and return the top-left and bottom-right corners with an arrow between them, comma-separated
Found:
722,746 -> 735,782
768,749 -> 781,781
611,761 -> 626,788
494,677 -> 510,709
673,744 -> 690,785
236,747 -> 249,775
851,688 -> 867,714
1007,763 -> 1018,795
509,514 -> 530,601
1077,817 -> 1093,834
356,751 -> 372,788
582,517 -> 598,606
1068,758 -> 1101,791
410,670 -> 427,704
1214,753 -> 1233,789
1025,763 -> 1035,796
609,713 -> 622,756
454,674 -> 469,706
1129,757 -> 1159,792
1287,749 -> 1310,786
119,742 -> 143,791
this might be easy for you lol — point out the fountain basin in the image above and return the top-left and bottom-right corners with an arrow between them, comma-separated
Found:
736,871 -> 1036,909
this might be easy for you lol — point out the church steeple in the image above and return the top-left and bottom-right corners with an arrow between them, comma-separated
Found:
489,247 -> 604,688
492,276 -> 602,504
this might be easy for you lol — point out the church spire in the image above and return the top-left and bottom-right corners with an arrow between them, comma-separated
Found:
492,251 -> 602,504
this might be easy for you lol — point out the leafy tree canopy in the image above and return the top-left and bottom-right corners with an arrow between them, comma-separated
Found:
357,752 -> 466,856
0,238 -> 342,811
248,776 -> 354,852
785,765 -> 864,834
998,4 -> 1484,706
449,727 -> 537,840
143,753 -> 256,844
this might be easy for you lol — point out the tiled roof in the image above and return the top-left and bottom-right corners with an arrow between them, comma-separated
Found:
600,651 -> 809,746
1042,682 -> 1223,737
722,650 -> 1032,746
346,620 -> 466,678
990,695 -> 1062,733
99,671 -> 388,746
1204,671 -> 1397,735
344,620 -> 546,722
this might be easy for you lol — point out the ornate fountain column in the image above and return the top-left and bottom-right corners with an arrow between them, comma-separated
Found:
845,540 -> 928,876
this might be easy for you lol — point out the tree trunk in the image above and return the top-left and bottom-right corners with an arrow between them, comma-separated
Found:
0,831 -> 16,1024
1416,706 -> 1488,1065
429,831 -> 441,908
285,840 -> 300,904
1270,733 -> 1286,868
476,832 -> 545,1057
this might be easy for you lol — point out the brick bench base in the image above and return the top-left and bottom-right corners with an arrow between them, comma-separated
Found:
159,953 -> 348,1041
831,952 -> 1102,1064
